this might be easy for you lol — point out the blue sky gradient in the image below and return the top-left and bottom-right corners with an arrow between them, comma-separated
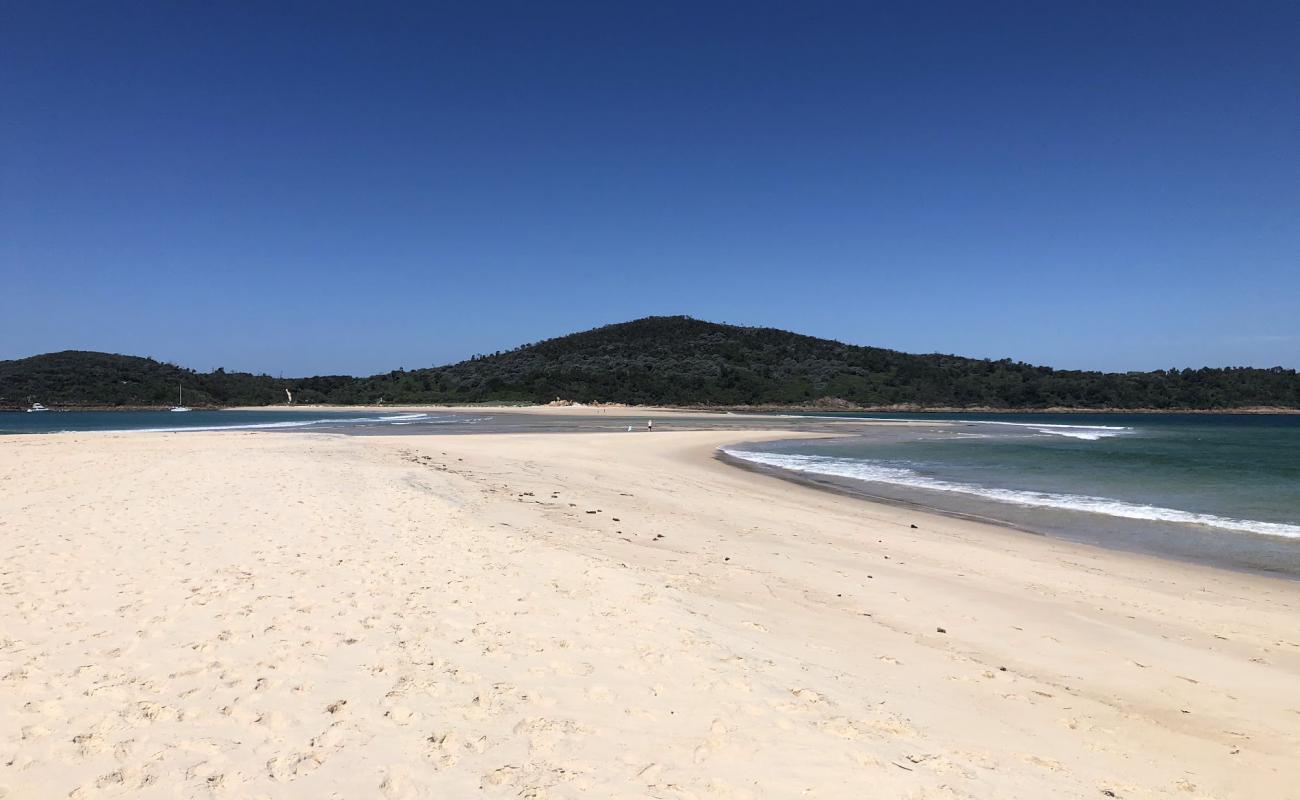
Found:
3,1 -> 1297,375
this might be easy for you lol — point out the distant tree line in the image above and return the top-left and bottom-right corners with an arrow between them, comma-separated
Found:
2,317 -> 1297,410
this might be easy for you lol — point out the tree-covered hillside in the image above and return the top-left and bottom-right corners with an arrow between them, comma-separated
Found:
354,317 -> 1300,408
2,317 -> 1297,410
0,350 -> 283,407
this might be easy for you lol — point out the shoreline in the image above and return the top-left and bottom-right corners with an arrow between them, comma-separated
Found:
5,403 -> 1299,415
7,408 -> 1297,580
716,443 -> 1057,537
692,428 -> 1299,587
714,444 -> 1300,582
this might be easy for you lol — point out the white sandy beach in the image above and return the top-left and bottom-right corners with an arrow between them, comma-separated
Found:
2,426 -> 1298,799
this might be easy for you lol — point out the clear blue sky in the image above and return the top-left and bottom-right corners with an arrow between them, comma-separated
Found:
3,1 -> 1297,376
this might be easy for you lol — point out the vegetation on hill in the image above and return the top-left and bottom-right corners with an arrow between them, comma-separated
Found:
2,317 -> 1297,410
0,350 -> 291,407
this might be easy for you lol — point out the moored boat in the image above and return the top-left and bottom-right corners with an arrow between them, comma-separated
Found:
170,383 -> 191,412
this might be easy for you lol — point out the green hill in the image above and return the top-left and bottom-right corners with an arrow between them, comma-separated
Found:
0,350 -> 280,408
2,317 -> 1298,410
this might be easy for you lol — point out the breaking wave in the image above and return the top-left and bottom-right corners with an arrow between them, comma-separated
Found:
722,448 -> 1300,540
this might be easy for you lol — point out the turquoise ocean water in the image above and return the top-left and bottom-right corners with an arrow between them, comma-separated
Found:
724,413 -> 1300,577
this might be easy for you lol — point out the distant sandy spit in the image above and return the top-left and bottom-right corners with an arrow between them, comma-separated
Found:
1,429 -> 1297,799
223,403 -> 735,418
222,403 -> 1300,416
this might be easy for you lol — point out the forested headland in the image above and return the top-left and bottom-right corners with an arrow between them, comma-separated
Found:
3,316 -> 1297,411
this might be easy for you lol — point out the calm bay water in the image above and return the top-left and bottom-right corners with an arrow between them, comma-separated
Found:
724,413 -> 1300,577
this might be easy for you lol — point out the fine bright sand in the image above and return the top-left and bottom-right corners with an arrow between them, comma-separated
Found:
1,427 -> 1298,799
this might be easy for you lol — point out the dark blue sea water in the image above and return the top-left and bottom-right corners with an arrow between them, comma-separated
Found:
724,413 -> 1300,576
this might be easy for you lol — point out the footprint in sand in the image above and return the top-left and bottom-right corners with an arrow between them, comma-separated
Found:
380,768 -> 423,799
266,750 -> 325,781
426,731 -> 463,769
483,765 -> 519,787
790,688 -> 828,705
384,705 -> 417,726
513,716 -> 592,753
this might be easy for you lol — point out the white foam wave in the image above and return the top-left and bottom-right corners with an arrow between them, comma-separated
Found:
775,414 -> 1132,440
722,448 -> 1300,540
975,420 -> 1129,440
1033,429 -> 1112,440
127,419 -> 348,433
978,420 -> 1129,432
116,413 -> 449,434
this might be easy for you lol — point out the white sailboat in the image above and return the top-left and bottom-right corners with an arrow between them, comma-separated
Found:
170,383 -> 191,412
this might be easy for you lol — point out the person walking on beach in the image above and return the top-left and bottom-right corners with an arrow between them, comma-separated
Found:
647,420 -> 654,432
